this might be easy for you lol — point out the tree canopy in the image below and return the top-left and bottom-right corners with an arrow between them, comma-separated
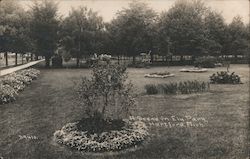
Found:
29,0 -> 60,67
60,6 -> 104,66
0,0 -> 249,67
107,1 -> 157,63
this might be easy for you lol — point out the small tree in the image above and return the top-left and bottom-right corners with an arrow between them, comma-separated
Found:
77,61 -> 135,122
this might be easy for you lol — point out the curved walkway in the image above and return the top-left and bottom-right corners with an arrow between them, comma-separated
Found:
0,59 -> 44,77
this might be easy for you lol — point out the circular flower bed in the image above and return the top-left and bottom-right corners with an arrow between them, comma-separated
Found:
54,120 -> 148,152
144,72 -> 175,78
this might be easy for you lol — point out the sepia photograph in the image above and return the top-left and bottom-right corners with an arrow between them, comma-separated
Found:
0,0 -> 249,158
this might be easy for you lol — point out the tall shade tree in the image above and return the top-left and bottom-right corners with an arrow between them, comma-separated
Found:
226,16 -> 249,58
30,0 -> 60,67
60,7 -> 104,67
0,0 -> 25,66
158,0 -> 207,61
203,10 -> 226,57
13,10 -> 35,65
108,1 -> 157,64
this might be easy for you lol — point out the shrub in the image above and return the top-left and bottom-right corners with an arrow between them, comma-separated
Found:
194,56 -> 217,68
0,84 -> 17,104
52,54 -> 63,67
145,80 -> 210,95
0,68 -> 40,104
144,84 -> 158,94
76,62 -> 135,127
210,71 -> 242,84
2,74 -> 26,92
11,73 -> 32,85
159,83 -> 178,94
19,68 -> 40,80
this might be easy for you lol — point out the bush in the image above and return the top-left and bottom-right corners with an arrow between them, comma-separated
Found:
0,68 -> 40,104
210,71 -> 242,84
159,83 -> 178,94
76,61 -> 135,124
0,84 -> 17,104
19,68 -> 40,80
54,120 -> 148,152
52,54 -> 63,67
144,84 -> 158,94
2,74 -> 26,92
145,80 -> 210,95
194,56 -> 217,68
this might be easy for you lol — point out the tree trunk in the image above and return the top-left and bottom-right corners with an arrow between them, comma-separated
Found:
76,57 -> 80,67
132,55 -> 136,64
234,54 -> 237,63
45,57 -> 50,67
180,55 -> 184,63
150,52 -> 154,63
117,54 -> 120,64
5,52 -> 8,67
31,54 -> 33,61
15,53 -> 18,66
35,55 -> 38,60
191,55 -> 196,65
102,93 -> 108,116
22,54 -> 24,64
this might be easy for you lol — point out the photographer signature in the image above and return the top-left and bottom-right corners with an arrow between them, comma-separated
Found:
18,135 -> 38,140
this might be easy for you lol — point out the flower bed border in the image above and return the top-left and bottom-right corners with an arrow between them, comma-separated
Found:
180,68 -> 208,73
144,73 -> 175,78
0,68 -> 40,104
54,120 -> 148,152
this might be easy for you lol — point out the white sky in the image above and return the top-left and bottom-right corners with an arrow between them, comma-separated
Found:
19,0 -> 249,24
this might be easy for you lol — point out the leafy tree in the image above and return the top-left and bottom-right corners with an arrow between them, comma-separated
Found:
109,1 -> 157,64
203,10 -> 226,57
13,10 -> 35,64
60,7 -> 104,67
226,16 -> 248,58
0,0 -> 25,66
158,0 -> 207,61
30,0 -> 60,67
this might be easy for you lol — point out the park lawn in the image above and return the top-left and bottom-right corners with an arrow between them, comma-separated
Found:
0,64 -> 249,159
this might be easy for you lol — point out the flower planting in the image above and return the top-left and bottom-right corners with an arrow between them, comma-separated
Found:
54,120 -> 148,152
180,68 -> 208,73
18,68 -> 40,80
0,68 -> 40,104
210,71 -> 242,84
2,74 -> 26,92
0,84 -> 17,104
144,72 -> 175,78
54,61 -> 148,152
145,80 -> 210,95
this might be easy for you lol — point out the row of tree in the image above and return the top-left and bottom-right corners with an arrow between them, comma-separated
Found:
0,0 -> 249,67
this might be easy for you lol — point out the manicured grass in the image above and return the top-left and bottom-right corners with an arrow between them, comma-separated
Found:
0,64 -> 249,159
